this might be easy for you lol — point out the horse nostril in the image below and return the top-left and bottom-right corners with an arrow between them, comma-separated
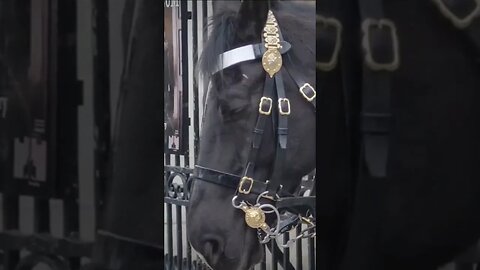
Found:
201,236 -> 224,266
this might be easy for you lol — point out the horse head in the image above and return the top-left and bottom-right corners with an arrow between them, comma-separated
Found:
187,1 -> 315,269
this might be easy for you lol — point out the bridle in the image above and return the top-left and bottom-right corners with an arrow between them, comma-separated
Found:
193,10 -> 316,246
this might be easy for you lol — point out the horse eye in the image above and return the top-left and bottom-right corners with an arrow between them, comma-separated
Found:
219,102 -> 249,122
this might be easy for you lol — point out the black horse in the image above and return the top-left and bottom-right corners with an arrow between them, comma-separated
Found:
186,1 -> 316,270
182,0 -> 480,269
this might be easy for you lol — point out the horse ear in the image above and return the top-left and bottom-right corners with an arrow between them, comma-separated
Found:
235,0 -> 272,42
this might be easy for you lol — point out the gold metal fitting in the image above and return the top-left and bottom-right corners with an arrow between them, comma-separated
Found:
299,83 -> 316,102
238,176 -> 254,194
262,10 -> 283,77
278,98 -> 291,115
243,207 -> 267,229
258,97 -> 273,115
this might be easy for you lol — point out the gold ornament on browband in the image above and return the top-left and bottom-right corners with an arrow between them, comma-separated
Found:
262,10 -> 283,78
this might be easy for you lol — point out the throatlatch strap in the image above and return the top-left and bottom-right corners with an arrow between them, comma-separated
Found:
432,0 -> 480,56
359,0 -> 399,178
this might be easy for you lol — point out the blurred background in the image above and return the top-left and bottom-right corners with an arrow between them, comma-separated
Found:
0,0 -> 164,269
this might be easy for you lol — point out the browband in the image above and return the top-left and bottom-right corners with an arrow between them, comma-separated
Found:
212,41 -> 292,74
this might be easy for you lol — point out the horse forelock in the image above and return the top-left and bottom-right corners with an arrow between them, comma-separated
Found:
197,1 -> 315,109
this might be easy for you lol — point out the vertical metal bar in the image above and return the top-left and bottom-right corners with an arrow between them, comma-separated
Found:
3,195 -> 19,270
166,202 -> 174,270
295,226 -> 303,270
186,207 -> 192,270
92,0 -> 111,231
308,237 -> 315,270
185,176 -> 192,270
56,0 -> 81,268
283,234 -> 290,269
191,0 -> 199,163
176,204 -> 183,270
260,245 -> 266,270
180,0 -> 189,156
34,198 -> 50,233
270,241 -> 277,270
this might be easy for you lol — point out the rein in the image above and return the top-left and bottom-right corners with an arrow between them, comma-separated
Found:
193,10 -> 316,250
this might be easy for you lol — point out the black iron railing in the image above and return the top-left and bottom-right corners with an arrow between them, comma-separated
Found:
164,165 -> 316,270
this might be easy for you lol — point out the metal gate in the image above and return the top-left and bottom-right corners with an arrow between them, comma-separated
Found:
0,0 -> 106,269
163,1 -> 316,269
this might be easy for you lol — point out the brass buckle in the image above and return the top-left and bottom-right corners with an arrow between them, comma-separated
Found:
278,98 -> 291,115
316,14 -> 342,71
433,0 -> 480,29
299,83 -> 316,102
238,177 -> 254,194
258,97 -> 273,115
361,18 -> 400,71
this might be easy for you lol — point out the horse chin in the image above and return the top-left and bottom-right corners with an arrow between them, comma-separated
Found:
225,229 -> 263,269
195,232 -> 263,270
210,249 -> 263,270
194,249 -> 263,270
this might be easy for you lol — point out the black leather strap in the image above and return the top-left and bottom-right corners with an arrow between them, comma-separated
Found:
266,25 -> 290,194
194,166 -> 269,196
284,54 -> 317,110
213,41 -> 293,75
275,73 -> 288,150
243,75 -> 275,178
359,0 -> 399,178
317,0 -> 343,71
274,26 -> 289,151
276,196 -> 316,215
253,41 -> 292,58
265,72 -> 289,198
194,166 -> 312,208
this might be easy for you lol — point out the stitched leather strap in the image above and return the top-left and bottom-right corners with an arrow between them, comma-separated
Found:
284,54 -> 317,110
317,0 -> 343,71
243,75 -> 275,178
359,0 -> 399,178
194,166 -> 268,195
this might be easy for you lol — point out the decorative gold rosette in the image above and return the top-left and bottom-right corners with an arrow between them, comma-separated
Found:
244,207 -> 266,229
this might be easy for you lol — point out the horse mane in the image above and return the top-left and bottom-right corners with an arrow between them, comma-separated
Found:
197,10 -> 238,80
195,8 -> 238,110
196,1 -> 314,104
